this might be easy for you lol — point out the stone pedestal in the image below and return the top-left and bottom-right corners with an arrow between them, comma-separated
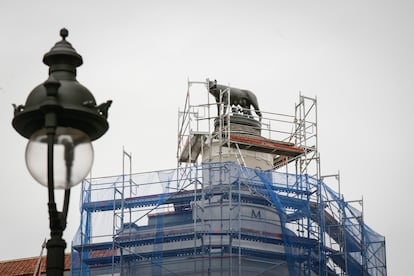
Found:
214,114 -> 261,136
205,115 -> 275,170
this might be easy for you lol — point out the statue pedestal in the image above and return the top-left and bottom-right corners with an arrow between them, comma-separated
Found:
214,114 -> 261,136
207,115 -> 273,170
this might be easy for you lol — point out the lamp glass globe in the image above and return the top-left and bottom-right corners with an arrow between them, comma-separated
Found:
25,127 -> 94,189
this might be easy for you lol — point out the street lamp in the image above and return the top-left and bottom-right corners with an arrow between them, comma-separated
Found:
12,28 -> 112,275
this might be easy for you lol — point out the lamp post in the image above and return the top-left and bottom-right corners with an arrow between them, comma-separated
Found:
12,29 -> 112,276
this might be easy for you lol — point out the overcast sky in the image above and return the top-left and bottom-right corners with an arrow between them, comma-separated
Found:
0,1 -> 413,274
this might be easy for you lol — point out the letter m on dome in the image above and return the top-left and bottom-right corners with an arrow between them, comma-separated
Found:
251,209 -> 261,219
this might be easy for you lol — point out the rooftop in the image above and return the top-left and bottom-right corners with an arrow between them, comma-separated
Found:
0,254 -> 70,275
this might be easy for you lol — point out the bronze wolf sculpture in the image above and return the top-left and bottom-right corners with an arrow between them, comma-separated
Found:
208,80 -> 262,121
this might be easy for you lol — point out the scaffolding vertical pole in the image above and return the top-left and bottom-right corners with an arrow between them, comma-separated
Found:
339,172 -> 349,276
206,79 -> 213,163
79,178 -> 91,275
226,86 -> 233,275
361,197 -> 367,276
123,147 -> 133,237
111,185 -> 117,275
238,175 -> 242,276
193,163 -> 198,274
312,95 -> 325,276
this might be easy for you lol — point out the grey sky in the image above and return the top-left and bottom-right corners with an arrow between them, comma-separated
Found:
1,1 -> 412,274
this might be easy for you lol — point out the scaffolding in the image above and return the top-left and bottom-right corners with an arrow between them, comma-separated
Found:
71,80 -> 386,275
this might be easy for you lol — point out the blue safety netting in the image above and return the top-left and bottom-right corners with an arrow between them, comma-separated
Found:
71,162 -> 386,275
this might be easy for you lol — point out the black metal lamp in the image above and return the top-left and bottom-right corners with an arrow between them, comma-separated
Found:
12,28 -> 112,275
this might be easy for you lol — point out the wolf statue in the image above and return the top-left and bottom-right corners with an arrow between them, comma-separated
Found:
208,80 -> 262,121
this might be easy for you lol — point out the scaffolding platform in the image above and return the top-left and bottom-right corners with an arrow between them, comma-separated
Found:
227,134 -> 306,157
